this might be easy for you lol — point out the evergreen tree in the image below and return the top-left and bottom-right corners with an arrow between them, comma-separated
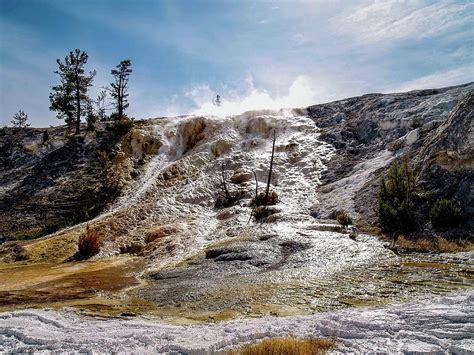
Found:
109,60 -> 132,120
95,90 -> 108,121
49,49 -> 96,134
378,158 -> 417,239
85,101 -> 97,131
11,110 -> 30,128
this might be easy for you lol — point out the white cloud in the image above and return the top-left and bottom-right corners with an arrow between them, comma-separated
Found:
389,65 -> 474,92
333,0 -> 474,44
186,75 -> 319,116
293,33 -> 308,45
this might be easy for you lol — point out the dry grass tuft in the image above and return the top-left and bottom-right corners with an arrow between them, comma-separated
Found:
145,224 -> 180,244
396,235 -> 471,253
253,206 -> 278,221
214,190 -> 246,209
335,210 -> 352,227
229,337 -> 336,355
78,225 -> 102,258
251,191 -> 279,207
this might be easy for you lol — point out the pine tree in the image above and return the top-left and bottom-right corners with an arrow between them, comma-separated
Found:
109,60 -> 132,121
11,110 -> 30,128
95,90 -> 108,121
378,157 -> 417,239
49,49 -> 96,134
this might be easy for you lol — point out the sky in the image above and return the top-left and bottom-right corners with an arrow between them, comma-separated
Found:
0,0 -> 473,127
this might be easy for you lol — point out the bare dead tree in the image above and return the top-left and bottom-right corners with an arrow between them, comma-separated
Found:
265,129 -> 277,202
247,169 -> 259,224
252,169 -> 258,200
221,162 -> 231,200
215,162 -> 245,209
248,131 -> 279,223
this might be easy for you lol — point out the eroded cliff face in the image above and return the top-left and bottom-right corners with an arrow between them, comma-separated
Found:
415,91 -> 473,219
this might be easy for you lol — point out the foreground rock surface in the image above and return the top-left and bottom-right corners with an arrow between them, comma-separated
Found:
0,290 -> 472,353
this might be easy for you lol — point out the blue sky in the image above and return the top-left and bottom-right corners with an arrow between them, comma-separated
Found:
1,0 -> 473,127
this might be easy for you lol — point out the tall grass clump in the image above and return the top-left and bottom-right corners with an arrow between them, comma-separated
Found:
78,225 -> 102,257
335,210 -> 352,227
229,337 -> 336,355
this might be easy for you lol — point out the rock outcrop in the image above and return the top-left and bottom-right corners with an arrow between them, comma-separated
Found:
415,90 -> 473,219
307,82 -> 473,232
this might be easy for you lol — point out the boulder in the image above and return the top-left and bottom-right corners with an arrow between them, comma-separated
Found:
230,169 -> 252,184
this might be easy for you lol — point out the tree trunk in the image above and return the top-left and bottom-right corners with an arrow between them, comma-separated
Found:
118,75 -> 122,120
221,163 -> 230,199
75,78 -> 80,135
265,130 -> 276,202
252,170 -> 258,200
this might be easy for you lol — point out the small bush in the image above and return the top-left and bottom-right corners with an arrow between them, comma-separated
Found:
378,158 -> 417,235
253,206 -> 277,221
78,225 -> 102,257
65,133 -> 77,143
214,190 -> 245,209
335,210 -> 352,226
229,337 -> 336,355
251,191 -> 279,207
430,199 -> 463,229
86,112 -> 98,131
42,130 -> 49,144
108,117 -> 134,136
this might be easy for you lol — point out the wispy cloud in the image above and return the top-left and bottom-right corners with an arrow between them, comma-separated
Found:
1,0 -> 473,126
390,64 -> 474,92
333,1 -> 474,45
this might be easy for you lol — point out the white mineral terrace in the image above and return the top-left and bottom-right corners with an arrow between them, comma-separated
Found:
1,290 -> 472,353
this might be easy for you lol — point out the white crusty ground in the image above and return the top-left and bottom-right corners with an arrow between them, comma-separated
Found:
1,290 -> 472,354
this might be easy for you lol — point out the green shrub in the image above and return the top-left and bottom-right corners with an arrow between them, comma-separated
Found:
108,117 -> 134,136
336,210 -> 352,226
65,133 -> 77,143
86,112 -> 98,131
430,199 -> 463,229
378,158 -> 417,235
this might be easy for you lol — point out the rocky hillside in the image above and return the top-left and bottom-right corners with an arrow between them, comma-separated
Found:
308,83 -> 473,234
0,121 -> 160,241
0,83 -> 472,245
